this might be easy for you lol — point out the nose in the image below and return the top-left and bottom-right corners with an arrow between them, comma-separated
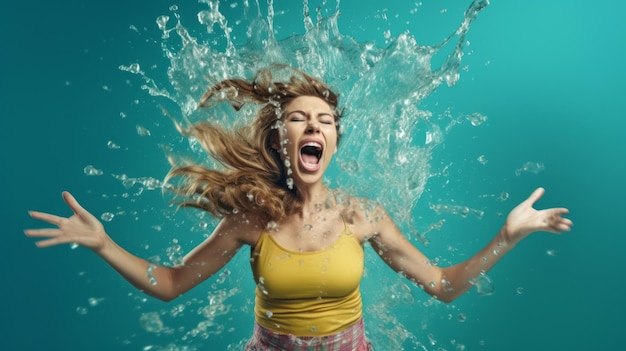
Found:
306,121 -> 320,133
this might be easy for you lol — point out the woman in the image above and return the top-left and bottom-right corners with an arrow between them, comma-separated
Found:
25,67 -> 572,350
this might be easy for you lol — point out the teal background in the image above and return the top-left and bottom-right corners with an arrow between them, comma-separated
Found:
3,0 -> 625,350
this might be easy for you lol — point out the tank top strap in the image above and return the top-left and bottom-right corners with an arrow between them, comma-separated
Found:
340,212 -> 347,230
339,212 -> 356,237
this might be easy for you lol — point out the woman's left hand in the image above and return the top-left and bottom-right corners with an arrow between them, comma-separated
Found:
503,187 -> 573,245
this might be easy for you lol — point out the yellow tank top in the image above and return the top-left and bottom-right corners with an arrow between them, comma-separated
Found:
250,225 -> 364,336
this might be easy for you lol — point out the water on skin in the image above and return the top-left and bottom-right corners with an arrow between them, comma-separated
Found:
113,0 -> 493,349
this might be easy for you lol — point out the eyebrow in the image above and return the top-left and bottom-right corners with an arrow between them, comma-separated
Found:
285,110 -> 334,118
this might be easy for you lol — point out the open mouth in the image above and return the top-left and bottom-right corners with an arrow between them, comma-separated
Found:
299,142 -> 323,172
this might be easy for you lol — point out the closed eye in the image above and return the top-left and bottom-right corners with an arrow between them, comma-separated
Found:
286,111 -> 306,122
285,111 -> 335,124
318,114 -> 335,125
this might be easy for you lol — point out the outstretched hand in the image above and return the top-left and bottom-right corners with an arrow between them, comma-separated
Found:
25,192 -> 109,251
503,187 -> 573,245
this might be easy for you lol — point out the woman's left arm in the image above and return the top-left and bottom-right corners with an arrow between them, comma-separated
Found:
369,187 -> 572,302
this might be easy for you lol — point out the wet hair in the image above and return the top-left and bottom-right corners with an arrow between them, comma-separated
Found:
165,66 -> 342,221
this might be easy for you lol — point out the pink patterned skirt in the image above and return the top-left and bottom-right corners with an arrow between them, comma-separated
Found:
244,319 -> 374,351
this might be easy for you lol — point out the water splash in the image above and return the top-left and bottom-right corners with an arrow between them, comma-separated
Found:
123,0 -> 489,230
429,203 -> 485,219
140,312 -> 165,333
515,161 -> 546,176
146,263 -> 158,285
469,271 -> 495,296
115,0 -> 492,349
83,165 -> 103,176
385,279 -> 415,307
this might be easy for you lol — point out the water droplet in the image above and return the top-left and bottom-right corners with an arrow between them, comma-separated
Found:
469,271 -> 494,296
465,112 -> 487,126
498,192 -> 510,202
88,297 -> 104,307
156,15 -> 170,31
441,279 -> 453,292
118,63 -> 142,74
169,304 -> 185,317
427,333 -> 437,346
136,125 -> 151,137
107,140 -> 121,149
140,312 -> 164,333
516,287 -> 524,295
430,203 -> 483,219
100,212 -> 114,222
546,249 -> 558,256
266,221 -> 278,231
216,269 -> 231,284
457,313 -> 467,322
146,264 -> 158,286
83,165 -> 103,176
385,280 -> 415,307
257,276 -> 269,295
265,310 -> 273,318
128,63 -> 141,74
76,306 -> 88,315
515,161 -> 546,176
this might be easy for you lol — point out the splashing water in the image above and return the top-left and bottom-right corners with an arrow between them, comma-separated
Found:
123,0 -> 489,227
469,271 -> 495,296
515,161 -> 546,176
112,0 -> 493,349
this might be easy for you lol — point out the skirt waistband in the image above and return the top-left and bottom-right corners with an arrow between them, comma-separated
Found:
244,319 -> 373,351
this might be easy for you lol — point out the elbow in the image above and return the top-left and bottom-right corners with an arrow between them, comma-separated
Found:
418,286 -> 456,304
158,294 -> 178,303
156,283 -> 185,302
139,279 -> 183,302
425,283 -> 459,304
435,293 -> 457,304
148,290 -> 182,302
150,266 -> 186,302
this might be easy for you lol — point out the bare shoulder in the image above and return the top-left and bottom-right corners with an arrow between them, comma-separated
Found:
218,211 -> 267,247
331,190 -> 390,241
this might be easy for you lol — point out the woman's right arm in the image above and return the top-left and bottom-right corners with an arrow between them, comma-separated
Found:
25,191 -> 251,302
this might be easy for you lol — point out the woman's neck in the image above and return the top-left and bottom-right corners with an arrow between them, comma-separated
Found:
296,182 -> 331,210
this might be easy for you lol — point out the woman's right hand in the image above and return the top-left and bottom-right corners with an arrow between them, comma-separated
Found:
25,191 -> 109,252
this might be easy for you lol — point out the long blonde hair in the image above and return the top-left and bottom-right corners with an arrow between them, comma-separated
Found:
165,67 -> 342,221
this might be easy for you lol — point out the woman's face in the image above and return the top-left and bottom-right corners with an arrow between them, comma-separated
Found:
278,95 -> 338,188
